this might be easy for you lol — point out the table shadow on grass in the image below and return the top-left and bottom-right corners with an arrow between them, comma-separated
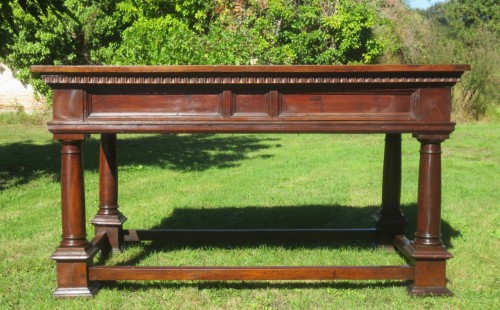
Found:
103,204 -> 459,268
0,133 -> 278,190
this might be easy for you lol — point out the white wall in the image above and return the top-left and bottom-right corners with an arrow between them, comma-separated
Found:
0,63 -> 44,112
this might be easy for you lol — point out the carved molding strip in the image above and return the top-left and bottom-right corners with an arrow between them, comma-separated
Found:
42,75 -> 462,85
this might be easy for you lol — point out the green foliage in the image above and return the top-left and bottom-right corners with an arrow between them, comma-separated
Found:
2,0 -> 394,100
0,1 -> 66,53
382,0 -> 499,121
322,0 -> 383,63
420,0 -> 500,120
444,0 -> 499,33
2,0 -> 131,99
99,0 -> 388,66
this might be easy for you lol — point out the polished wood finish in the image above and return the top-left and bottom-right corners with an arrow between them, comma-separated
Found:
32,64 -> 467,134
374,133 -> 407,246
51,136 -> 100,298
89,266 -> 415,281
32,65 -> 469,298
410,139 -> 453,295
91,134 -> 126,254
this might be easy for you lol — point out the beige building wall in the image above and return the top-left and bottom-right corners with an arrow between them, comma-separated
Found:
0,63 -> 44,112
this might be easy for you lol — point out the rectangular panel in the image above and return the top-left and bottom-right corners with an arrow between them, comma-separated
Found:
280,93 -> 413,119
88,94 -> 222,118
233,93 -> 268,116
53,89 -> 84,121
414,88 -> 451,122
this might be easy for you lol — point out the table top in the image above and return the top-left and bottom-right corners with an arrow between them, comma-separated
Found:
31,64 -> 470,74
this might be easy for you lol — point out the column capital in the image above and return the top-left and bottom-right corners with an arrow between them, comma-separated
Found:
412,133 -> 449,142
54,133 -> 89,142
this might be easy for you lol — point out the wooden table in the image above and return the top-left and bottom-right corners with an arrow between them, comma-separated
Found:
31,65 -> 469,298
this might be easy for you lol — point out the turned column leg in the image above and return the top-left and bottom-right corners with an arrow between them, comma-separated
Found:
374,133 -> 407,246
91,134 -> 126,254
52,135 -> 99,298
408,138 -> 453,296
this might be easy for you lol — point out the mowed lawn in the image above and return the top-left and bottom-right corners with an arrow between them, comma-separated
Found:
1,115 -> 498,309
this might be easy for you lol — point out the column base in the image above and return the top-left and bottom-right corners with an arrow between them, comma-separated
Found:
91,213 -> 127,253
53,282 -> 101,298
373,211 -> 408,247
407,283 -> 453,296
410,249 -> 453,297
52,245 -> 100,298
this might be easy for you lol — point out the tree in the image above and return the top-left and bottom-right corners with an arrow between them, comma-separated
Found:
445,0 -> 499,30
0,0 -> 67,57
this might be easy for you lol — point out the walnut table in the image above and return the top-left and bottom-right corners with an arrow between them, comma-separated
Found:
30,65 -> 469,297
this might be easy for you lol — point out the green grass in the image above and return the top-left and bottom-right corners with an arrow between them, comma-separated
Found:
1,114 -> 499,309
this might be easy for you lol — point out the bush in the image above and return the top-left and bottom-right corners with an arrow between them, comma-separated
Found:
381,0 -> 499,121
2,0 -> 395,102
422,0 -> 500,121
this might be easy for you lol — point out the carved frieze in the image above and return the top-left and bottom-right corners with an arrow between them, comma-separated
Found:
41,75 -> 462,85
